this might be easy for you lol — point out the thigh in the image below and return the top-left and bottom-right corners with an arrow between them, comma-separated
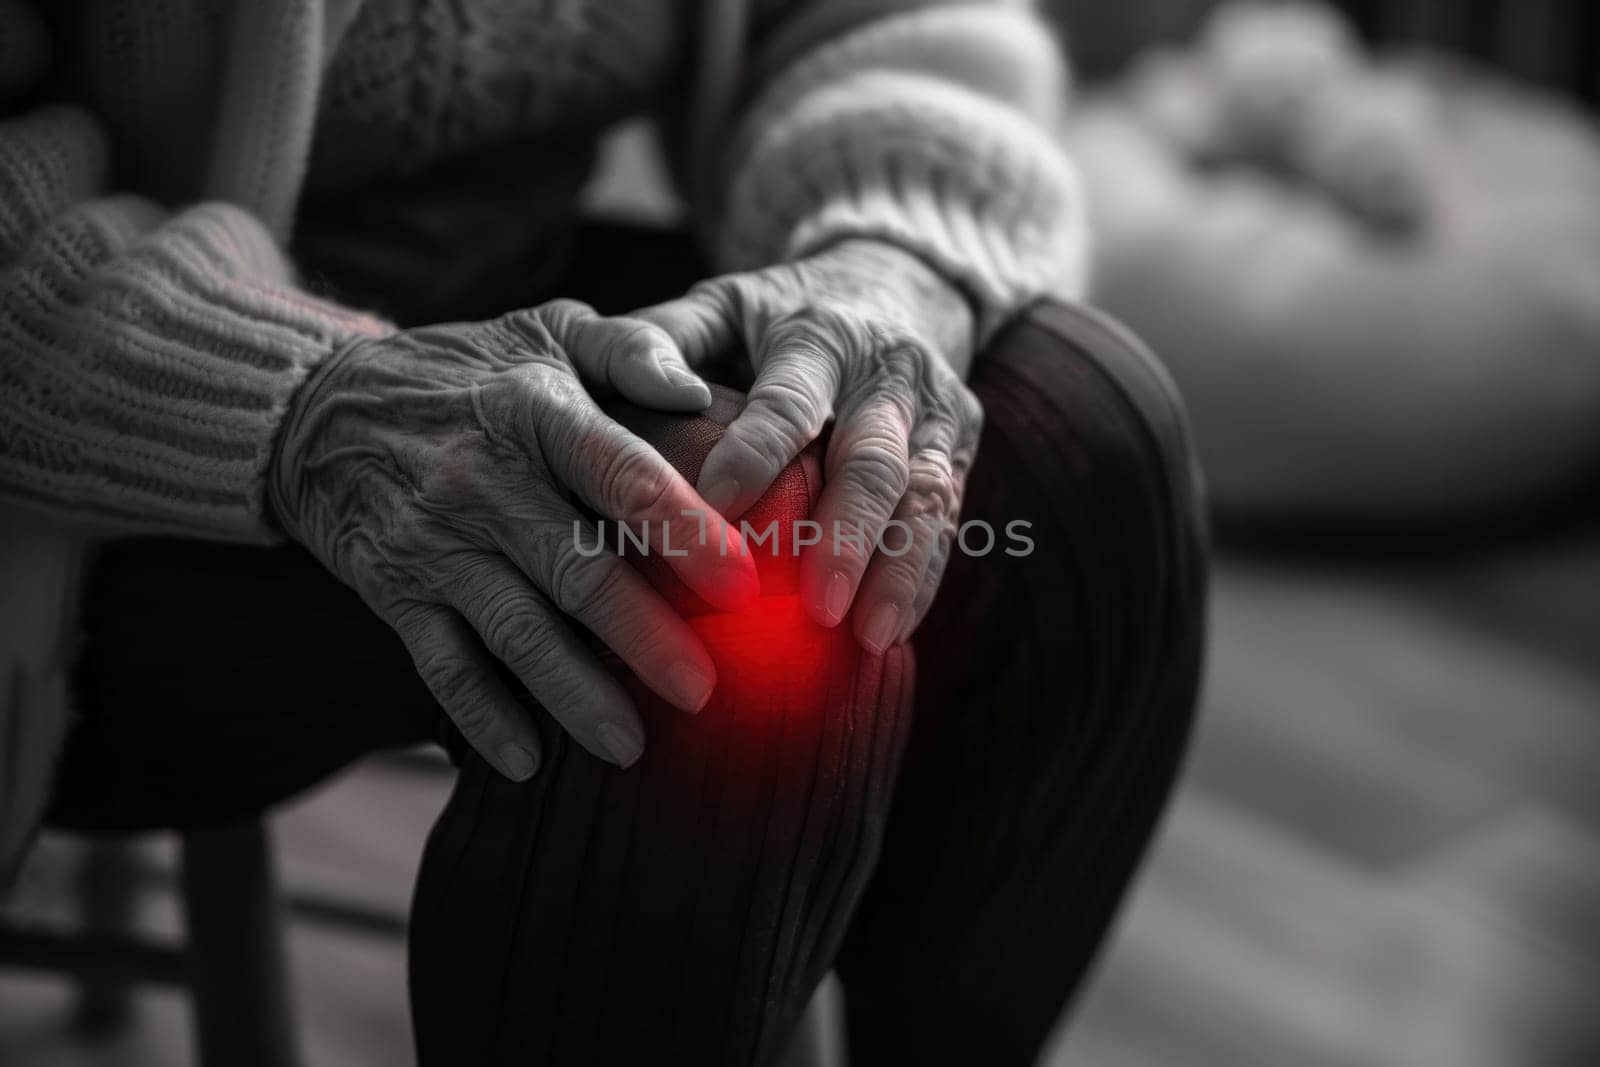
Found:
47,539 -> 442,833
838,300 -> 1209,1064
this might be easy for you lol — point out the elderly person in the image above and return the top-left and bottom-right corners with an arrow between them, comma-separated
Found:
1,1 -> 1205,1063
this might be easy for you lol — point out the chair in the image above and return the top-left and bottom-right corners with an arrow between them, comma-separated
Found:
0,819 -> 303,1067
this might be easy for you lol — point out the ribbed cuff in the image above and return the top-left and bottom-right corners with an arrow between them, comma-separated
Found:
718,71 -> 1086,343
1,202 -> 389,541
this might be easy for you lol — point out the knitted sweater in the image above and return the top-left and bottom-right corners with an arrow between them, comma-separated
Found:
0,0 -> 1084,879
2,0 -> 1082,539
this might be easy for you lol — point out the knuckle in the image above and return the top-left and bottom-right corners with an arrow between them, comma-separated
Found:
587,316 -> 659,374
528,664 -> 590,717
446,694 -> 495,739
598,439 -> 674,518
684,277 -> 742,324
511,368 -> 588,446
415,653 -> 487,729
491,307 -> 556,354
500,619 -> 566,680
875,336 -> 926,385
686,277 -> 729,306
769,309 -> 852,366
477,590 -> 548,657
533,298 -> 597,345
873,547 -> 926,593
956,387 -> 984,432
842,439 -> 911,500
540,297 -> 594,322
902,460 -> 962,523
515,357 -> 578,398
426,550 -> 495,602
549,550 -> 627,615
746,379 -> 826,452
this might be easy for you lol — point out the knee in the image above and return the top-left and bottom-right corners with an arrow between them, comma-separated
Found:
971,300 -> 1202,524
958,298 -> 1209,700
966,299 -> 1206,571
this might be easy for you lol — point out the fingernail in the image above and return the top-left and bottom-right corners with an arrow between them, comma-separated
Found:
658,354 -> 712,402
820,570 -> 852,626
861,601 -> 902,654
668,662 -> 716,713
597,722 -> 644,767
497,742 -> 539,781
701,476 -> 742,516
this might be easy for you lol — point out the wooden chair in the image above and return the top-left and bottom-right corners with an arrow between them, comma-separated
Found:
0,819 -> 302,1066
0,744 -> 437,1066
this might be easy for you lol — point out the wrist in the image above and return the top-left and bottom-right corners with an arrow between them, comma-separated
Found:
807,237 -> 977,367
266,334 -> 371,539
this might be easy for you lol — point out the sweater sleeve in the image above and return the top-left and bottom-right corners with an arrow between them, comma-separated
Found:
704,1 -> 1088,342
0,102 -> 389,542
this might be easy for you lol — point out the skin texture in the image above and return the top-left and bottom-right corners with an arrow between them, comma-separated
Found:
1070,8 -> 1600,521
637,237 -> 981,654
268,238 -> 980,778
268,300 -> 760,779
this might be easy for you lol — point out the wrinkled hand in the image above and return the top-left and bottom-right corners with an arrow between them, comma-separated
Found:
639,239 -> 980,652
268,301 -> 759,778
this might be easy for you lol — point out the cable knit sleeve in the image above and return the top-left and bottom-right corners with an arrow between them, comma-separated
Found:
0,103 -> 389,542
706,1 -> 1087,342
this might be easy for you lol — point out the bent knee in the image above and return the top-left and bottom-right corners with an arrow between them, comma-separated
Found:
950,301 -> 1208,704
965,300 -> 1206,576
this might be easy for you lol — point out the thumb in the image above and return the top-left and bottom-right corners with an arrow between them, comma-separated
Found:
524,298 -> 713,412
633,279 -> 744,368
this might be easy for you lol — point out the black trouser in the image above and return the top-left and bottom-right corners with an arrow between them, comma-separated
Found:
49,229 -> 1207,1066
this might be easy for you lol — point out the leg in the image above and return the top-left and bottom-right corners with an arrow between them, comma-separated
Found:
181,821 -> 302,1067
407,297 -> 1205,1067
408,465 -> 916,1067
71,839 -> 140,1037
837,300 -> 1209,1064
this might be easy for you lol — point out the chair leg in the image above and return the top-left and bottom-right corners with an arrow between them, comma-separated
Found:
181,821 -> 302,1067
72,839 -> 141,1039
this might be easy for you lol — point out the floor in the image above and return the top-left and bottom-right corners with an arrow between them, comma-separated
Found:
4,535 -> 1600,1067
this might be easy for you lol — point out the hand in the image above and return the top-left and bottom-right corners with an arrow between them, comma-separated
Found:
639,239 -> 981,652
1069,55 -> 1600,518
269,300 -> 759,778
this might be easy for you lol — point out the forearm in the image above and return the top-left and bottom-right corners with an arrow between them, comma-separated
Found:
706,3 -> 1087,342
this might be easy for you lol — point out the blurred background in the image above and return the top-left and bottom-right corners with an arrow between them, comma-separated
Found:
4,1 -> 1599,1064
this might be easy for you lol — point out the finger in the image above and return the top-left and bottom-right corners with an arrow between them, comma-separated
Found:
632,280 -> 743,368
485,358 -> 760,610
389,601 -> 544,780
904,516 -> 957,641
545,298 -> 713,411
490,506 -> 720,716
853,436 -> 970,652
801,390 -> 912,628
436,553 -> 651,768
694,322 -> 840,518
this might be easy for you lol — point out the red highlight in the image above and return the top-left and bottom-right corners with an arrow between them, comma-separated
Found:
688,595 -> 852,716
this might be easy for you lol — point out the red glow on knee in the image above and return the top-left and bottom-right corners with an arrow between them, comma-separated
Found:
687,595 -> 849,712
